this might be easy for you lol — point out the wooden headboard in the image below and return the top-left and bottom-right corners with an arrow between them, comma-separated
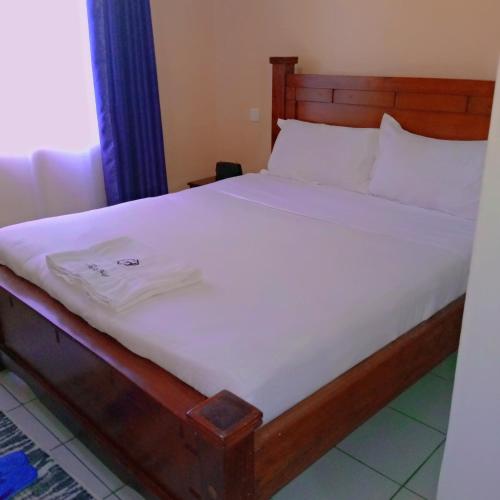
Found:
270,57 -> 495,145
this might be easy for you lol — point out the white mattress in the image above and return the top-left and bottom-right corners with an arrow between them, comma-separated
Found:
0,173 -> 475,422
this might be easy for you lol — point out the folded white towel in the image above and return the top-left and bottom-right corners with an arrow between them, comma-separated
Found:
46,237 -> 202,312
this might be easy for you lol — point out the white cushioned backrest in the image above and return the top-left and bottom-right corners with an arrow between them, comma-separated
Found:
0,156 -> 39,227
32,147 -> 106,218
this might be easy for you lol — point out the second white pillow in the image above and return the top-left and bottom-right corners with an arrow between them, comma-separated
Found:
369,114 -> 487,219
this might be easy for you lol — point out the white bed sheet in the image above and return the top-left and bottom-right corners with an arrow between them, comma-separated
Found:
0,174 -> 475,422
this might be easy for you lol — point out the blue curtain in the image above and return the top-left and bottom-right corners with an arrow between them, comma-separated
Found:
87,0 -> 168,205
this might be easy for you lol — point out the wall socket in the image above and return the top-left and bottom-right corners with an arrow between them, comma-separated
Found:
249,108 -> 260,122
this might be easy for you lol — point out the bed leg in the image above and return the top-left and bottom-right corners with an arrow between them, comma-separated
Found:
188,390 -> 263,500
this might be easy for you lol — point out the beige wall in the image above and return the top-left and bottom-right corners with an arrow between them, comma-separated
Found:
150,0 -> 217,192
152,0 -> 500,189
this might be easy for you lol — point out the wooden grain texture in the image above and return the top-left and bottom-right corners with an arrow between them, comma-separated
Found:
188,391 -> 262,447
296,102 -> 491,140
0,267 -> 202,418
396,93 -> 468,113
188,391 -> 262,499
271,60 -> 494,145
468,95 -> 494,115
288,74 -> 495,96
187,176 -> 217,188
296,88 -> 333,103
285,87 -> 296,101
254,297 -> 464,498
285,99 -> 297,120
334,89 -> 395,107
0,269 -> 203,499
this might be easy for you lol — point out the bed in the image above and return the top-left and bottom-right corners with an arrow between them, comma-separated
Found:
0,57 -> 494,499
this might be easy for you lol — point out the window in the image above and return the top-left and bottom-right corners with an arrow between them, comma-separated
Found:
0,0 -> 99,156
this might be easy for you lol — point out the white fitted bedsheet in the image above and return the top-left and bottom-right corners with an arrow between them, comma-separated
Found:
0,173 -> 475,422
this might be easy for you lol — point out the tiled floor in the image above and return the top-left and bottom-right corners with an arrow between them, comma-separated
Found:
275,353 -> 457,500
0,370 -> 138,499
0,353 -> 457,500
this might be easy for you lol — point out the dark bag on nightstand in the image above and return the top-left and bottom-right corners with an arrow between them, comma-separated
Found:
216,162 -> 243,181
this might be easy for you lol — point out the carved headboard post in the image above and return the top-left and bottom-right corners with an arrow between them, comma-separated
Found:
270,57 -> 298,146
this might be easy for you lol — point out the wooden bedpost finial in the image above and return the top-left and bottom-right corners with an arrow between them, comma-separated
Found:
188,390 -> 262,499
269,57 -> 299,65
270,57 -> 299,147
188,390 -> 262,447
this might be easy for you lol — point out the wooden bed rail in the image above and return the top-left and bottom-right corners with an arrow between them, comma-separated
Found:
0,266 -> 262,499
253,296 -> 464,497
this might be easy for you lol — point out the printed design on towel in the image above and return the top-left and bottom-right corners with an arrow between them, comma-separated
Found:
87,263 -> 109,277
117,258 -> 140,267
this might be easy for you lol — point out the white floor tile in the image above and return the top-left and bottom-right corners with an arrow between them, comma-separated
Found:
67,438 -> 124,491
431,353 -> 457,381
406,443 -> 445,500
8,405 -> 60,450
392,488 -> 424,499
273,448 -> 399,500
0,384 -> 20,412
390,373 -> 453,432
0,370 -> 36,403
115,485 -> 146,500
51,444 -> 111,499
25,400 -> 73,443
338,407 -> 444,484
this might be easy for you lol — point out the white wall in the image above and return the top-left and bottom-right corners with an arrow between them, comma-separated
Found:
150,0 -> 217,192
437,60 -> 500,499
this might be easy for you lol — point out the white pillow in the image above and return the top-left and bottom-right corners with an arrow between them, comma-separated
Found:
369,114 -> 487,219
268,119 -> 379,193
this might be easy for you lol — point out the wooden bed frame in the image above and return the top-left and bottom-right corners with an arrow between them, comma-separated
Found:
0,57 -> 494,499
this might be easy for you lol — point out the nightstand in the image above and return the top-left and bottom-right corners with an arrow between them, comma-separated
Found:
187,176 -> 217,188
